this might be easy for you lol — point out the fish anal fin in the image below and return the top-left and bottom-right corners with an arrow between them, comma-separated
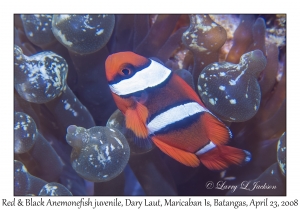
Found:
152,137 -> 200,167
125,102 -> 149,138
202,113 -> 231,145
198,145 -> 251,170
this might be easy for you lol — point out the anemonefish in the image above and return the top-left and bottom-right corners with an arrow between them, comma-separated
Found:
105,51 -> 251,170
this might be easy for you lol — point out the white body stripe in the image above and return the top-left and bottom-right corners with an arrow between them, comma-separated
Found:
195,141 -> 216,155
147,102 -> 208,134
109,59 -> 171,96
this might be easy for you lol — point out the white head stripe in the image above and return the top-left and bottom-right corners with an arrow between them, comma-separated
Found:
109,59 -> 171,96
195,141 -> 216,156
147,102 -> 208,134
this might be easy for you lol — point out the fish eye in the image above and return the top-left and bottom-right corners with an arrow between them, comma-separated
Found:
122,68 -> 130,75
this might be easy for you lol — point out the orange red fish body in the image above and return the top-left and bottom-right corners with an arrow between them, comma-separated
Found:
105,51 -> 251,170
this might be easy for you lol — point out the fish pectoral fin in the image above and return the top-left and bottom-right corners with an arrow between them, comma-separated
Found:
125,102 -> 149,138
152,137 -> 200,167
202,113 -> 231,145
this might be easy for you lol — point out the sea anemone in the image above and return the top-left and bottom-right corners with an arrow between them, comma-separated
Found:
13,14 -> 286,196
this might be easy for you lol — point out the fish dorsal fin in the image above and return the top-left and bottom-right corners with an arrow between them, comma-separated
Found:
152,137 -> 200,167
173,73 -> 205,106
125,101 -> 149,138
202,113 -> 231,145
173,73 -> 231,145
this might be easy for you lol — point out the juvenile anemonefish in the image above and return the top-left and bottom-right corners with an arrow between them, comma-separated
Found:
105,51 -> 251,170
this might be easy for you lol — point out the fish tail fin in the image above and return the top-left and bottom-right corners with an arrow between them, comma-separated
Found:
197,145 -> 251,170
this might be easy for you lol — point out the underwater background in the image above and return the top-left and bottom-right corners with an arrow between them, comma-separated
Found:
12,14 -> 286,196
